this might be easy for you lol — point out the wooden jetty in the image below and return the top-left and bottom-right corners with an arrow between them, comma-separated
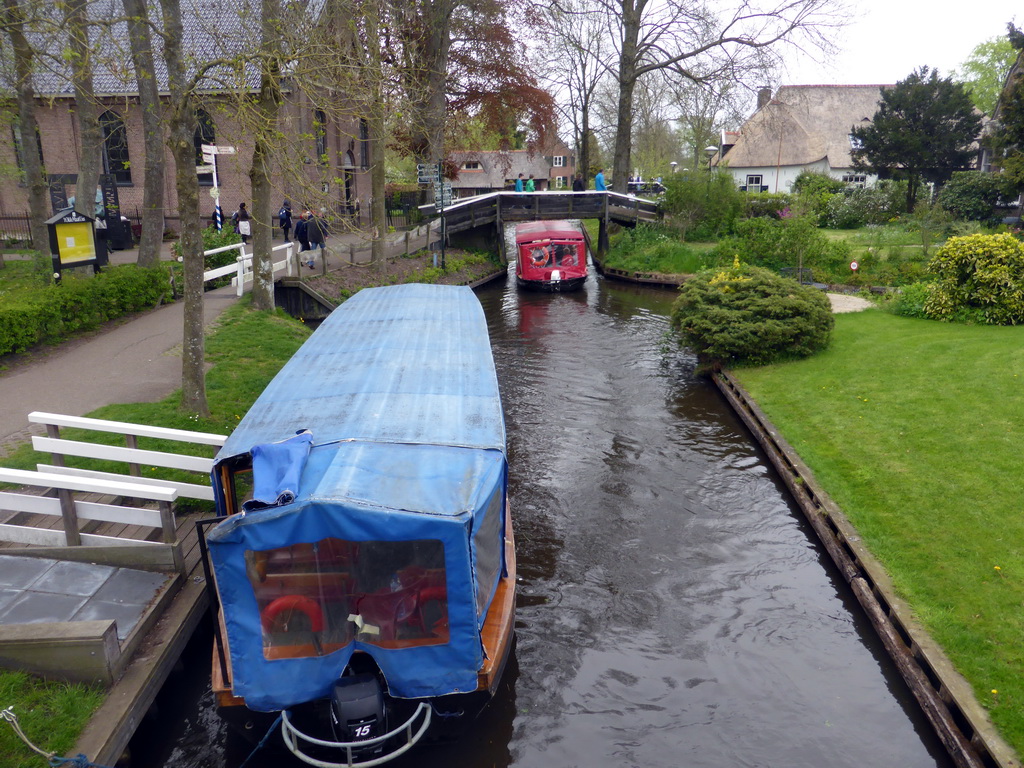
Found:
0,412 -> 224,765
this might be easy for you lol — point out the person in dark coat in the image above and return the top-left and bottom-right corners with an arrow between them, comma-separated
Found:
294,211 -> 310,253
232,202 -> 251,243
305,209 -> 328,269
572,173 -> 585,192
278,201 -> 292,242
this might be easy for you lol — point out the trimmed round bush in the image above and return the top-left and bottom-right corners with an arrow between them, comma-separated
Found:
924,233 -> 1024,324
671,258 -> 834,367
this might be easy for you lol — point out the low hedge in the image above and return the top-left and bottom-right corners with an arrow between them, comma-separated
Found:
0,264 -> 169,357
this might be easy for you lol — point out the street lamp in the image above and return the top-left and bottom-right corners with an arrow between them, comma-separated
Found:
670,161 -> 678,173
704,145 -> 718,169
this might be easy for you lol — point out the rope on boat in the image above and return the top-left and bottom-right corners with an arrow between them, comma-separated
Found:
237,713 -> 283,768
1,707 -> 116,768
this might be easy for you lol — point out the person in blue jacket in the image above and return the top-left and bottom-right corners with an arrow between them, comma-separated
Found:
594,169 -> 607,191
515,173 -> 524,192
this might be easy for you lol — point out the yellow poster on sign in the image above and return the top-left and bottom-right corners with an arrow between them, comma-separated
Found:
57,221 -> 95,264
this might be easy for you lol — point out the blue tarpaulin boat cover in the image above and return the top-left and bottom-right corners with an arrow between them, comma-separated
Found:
207,284 -> 508,712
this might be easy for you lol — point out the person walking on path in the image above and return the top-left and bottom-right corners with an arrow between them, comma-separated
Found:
294,211 -> 310,253
572,173 -> 585,192
305,209 -> 328,269
232,202 -> 251,243
278,201 -> 292,242
515,173 -> 524,192
594,169 -> 607,191
525,174 -> 535,192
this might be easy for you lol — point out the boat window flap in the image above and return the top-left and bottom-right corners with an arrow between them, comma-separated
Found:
243,430 -> 313,512
250,537 -> 450,659
208,499 -> 482,710
472,486 -> 503,620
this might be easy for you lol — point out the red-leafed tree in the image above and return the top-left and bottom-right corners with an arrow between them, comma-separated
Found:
390,0 -> 555,166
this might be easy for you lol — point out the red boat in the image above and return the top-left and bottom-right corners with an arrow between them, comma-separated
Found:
514,220 -> 588,291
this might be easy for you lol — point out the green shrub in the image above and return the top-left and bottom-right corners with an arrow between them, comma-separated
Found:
662,170 -> 745,240
0,265 -> 168,357
745,192 -> 793,219
936,171 -> 1013,224
708,215 -> 852,276
924,233 -> 1024,324
671,258 -> 834,368
885,281 -> 933,318
605,224 -> 705,273
824,181 -> 907,228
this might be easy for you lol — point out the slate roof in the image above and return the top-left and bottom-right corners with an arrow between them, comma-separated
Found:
719,85 -> 890,170
23,0 -> 323,97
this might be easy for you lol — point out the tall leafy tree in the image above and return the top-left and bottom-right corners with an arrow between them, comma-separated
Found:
598,0 -> 843,192
852,67 -> 983,213
953,34 -> 1016,117
122,0 -> 165,268
61,0 -> 103,219
985,25 -> 1024,195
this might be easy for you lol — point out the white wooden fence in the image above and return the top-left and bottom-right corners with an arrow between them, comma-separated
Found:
0,412 -> 227,573
201,242 -> 298,296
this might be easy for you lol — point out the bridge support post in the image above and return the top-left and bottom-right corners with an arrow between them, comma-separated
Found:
598,217 -> 610,258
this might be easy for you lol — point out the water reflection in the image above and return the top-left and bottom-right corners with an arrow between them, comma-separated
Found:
151,271 -> 950,768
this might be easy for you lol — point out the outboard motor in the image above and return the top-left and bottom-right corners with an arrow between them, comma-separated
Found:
329,673 -> 387,746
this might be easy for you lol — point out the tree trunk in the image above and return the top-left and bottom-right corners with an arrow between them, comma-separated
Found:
123,0 -> 165,268
611,0 -> 643,193
65,0 -> 102,218
248,0 -> 283,311
403,0 -> 453,166
2,0 -> 50,252
365,0 -> 387,263
158,0 -> 208,416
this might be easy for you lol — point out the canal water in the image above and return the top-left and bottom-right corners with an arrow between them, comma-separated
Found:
143,269 -> 952,768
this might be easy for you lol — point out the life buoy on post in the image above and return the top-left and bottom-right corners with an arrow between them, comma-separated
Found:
261,595 -> 324,633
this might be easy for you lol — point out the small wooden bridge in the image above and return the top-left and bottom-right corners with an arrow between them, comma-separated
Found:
433,191 -> 661,260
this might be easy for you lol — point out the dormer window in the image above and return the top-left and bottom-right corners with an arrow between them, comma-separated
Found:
462,161 -> 481,170
849,133 -> 864,150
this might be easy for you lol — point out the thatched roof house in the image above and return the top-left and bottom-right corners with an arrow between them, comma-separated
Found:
714,85 -> 890,193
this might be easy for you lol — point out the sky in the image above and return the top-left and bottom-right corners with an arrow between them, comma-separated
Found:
780,0 -> 1018,86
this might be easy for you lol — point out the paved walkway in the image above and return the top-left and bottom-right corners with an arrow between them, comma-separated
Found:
0,235 -> 347,455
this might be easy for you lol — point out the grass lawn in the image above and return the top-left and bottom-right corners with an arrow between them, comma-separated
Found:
734,308 -> 1024,755
0,299 -> 311,768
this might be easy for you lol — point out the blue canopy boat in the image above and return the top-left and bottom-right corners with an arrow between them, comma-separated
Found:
201,284 -> 515,766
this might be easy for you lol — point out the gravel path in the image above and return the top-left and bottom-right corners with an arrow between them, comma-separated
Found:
828,293 -> 874,313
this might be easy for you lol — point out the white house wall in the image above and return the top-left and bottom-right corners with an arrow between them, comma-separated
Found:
724,161 -> 878,192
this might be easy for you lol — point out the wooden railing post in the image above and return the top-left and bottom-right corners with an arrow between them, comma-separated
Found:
125,434 -> 141,477
58,487 -> 82,546
46,423 -> 65,468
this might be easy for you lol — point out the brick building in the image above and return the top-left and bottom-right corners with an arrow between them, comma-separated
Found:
1,3 -> 371,228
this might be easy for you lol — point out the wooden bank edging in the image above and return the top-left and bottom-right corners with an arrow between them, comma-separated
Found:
713,371 -> 1019,768
590,254 -> 688,288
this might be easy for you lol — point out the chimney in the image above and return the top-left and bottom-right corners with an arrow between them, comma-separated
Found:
757,87 -> 772,110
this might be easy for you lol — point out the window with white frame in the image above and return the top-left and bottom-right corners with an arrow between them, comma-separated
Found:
553,155 -> 565,167
841,173 -> 867,188
848,134 -> 864,150
462,161 -> 481,170
556,176 -> 567,188
746,174 -> 762,189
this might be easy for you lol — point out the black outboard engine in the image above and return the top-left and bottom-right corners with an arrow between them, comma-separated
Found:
329,673 -> 387,747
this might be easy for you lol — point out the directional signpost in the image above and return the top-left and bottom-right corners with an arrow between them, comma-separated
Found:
200,144 -> 235,230
417,161 -> 448,269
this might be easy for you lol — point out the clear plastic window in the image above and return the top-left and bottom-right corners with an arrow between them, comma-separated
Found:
246,538 -> 449,659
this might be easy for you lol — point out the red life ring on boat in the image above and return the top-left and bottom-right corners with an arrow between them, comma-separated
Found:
261,595 -> 324,633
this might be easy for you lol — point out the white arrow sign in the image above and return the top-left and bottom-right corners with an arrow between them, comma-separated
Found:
202,144 -> 236,156
196,164 -> 216,175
